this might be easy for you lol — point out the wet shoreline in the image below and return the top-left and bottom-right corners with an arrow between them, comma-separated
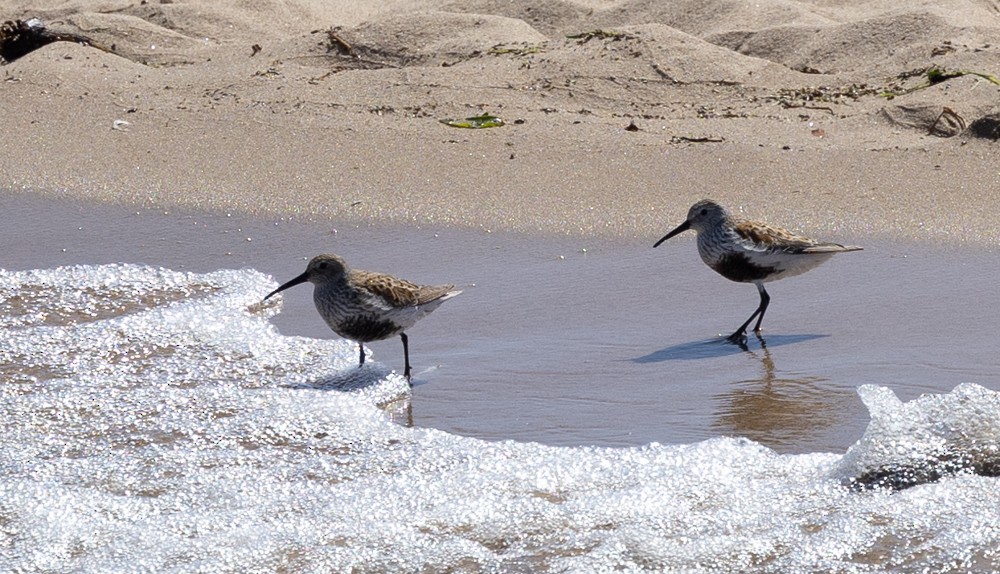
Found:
4,191 -> 999,453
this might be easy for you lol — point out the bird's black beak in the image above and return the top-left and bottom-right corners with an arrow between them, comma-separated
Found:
264,271 -> 310,300
653,220 -> 691,248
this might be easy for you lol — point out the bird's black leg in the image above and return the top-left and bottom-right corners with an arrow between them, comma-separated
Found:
400,332 -> 412,383
728,283 -> 769,342
358,343 -> 366,366
752,284 -> 770,333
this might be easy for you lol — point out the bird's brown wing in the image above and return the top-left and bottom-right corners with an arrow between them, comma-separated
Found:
733,220 -> 819,252
734,219 -> 863,254
354,270 -> 455,308
800,243 -> 864,254
411,284 -> 458,305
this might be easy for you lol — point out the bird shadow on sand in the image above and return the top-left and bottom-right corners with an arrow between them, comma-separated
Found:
281,363 -> 396,392
280,364 -> 414,425
633,333 -> 828,363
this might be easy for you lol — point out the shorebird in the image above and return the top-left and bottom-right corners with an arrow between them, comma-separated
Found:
653,199 -> 862,343
265,254 -> 461,381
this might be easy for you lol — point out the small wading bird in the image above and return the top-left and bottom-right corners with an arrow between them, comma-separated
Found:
265,254 -> 461,382
654,199 -> 862,343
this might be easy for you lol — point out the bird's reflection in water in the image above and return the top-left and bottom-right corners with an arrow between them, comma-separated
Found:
385,398 -> 414,427
714,335 -> 855,453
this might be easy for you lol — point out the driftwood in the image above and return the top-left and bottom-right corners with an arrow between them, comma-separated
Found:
0,19 -> 96,64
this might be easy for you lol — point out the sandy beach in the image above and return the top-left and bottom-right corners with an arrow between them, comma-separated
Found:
3,0 -> 1000,243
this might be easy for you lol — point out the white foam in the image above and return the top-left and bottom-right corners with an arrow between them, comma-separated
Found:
837,383 -> 1000,485
0,264 -> 998,572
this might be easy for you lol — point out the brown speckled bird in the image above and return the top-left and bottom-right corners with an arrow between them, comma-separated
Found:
654,199 -> 862,343
265,254 -> 461,381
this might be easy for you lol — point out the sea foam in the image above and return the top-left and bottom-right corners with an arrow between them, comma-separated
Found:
0,264 -> 997,573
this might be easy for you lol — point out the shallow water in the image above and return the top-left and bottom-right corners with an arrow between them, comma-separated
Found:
3,192 -> 999,452
1,191 -> 999,572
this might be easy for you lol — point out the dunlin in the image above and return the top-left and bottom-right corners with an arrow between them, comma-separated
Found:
265,254 -> 461,381
653,199 -> 862,342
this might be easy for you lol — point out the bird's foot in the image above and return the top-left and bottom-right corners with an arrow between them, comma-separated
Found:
726,330 -> 748,345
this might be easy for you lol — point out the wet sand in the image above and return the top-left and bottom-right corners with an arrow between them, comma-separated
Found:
6,191 -> 998,454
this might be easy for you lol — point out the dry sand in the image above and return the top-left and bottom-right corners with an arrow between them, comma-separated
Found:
2,0 -> 1000,243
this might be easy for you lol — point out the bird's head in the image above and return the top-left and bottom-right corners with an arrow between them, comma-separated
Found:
653,199 -> 729,247
264,254 -> 348,300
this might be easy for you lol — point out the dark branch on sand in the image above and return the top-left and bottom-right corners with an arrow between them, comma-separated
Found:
0,19 -> 106,64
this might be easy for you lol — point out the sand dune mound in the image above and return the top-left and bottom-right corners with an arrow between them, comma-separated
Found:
11,40 -> 149,90
112,1 -> 316,41
582,0 -> 833,38
333,11 -> 548,67
22,1 -> 323,40
7,1 -> 334,66
714,11 -> 997,77
627,23 -> 811,85
438,0 -> 598,37
527,23 -> 812,87
56,12 -> 210,66
808,0 -> 1000,29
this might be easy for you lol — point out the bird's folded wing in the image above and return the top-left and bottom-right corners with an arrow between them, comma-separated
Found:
355,271 -> 455,309
352,272 -> 416,310
734,221 -> 862,254
734,221 -> 817,252
799,243 -> 864,254
412,285 -> 459,305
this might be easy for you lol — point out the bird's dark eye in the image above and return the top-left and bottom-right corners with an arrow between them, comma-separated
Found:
318,262 -> 328,270
700,208 -> 708,216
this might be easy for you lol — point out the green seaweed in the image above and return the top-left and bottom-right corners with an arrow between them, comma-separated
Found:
489,44 -> 542,56
566,30 -> 631,43
770,64 -> 1000,105
881,65 -> 1000,98
926,66 -> 1000,85
439,112 -> 505,129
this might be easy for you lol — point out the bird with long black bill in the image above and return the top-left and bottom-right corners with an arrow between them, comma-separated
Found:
264,254 -> 461,382
654,199 -> 862,343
